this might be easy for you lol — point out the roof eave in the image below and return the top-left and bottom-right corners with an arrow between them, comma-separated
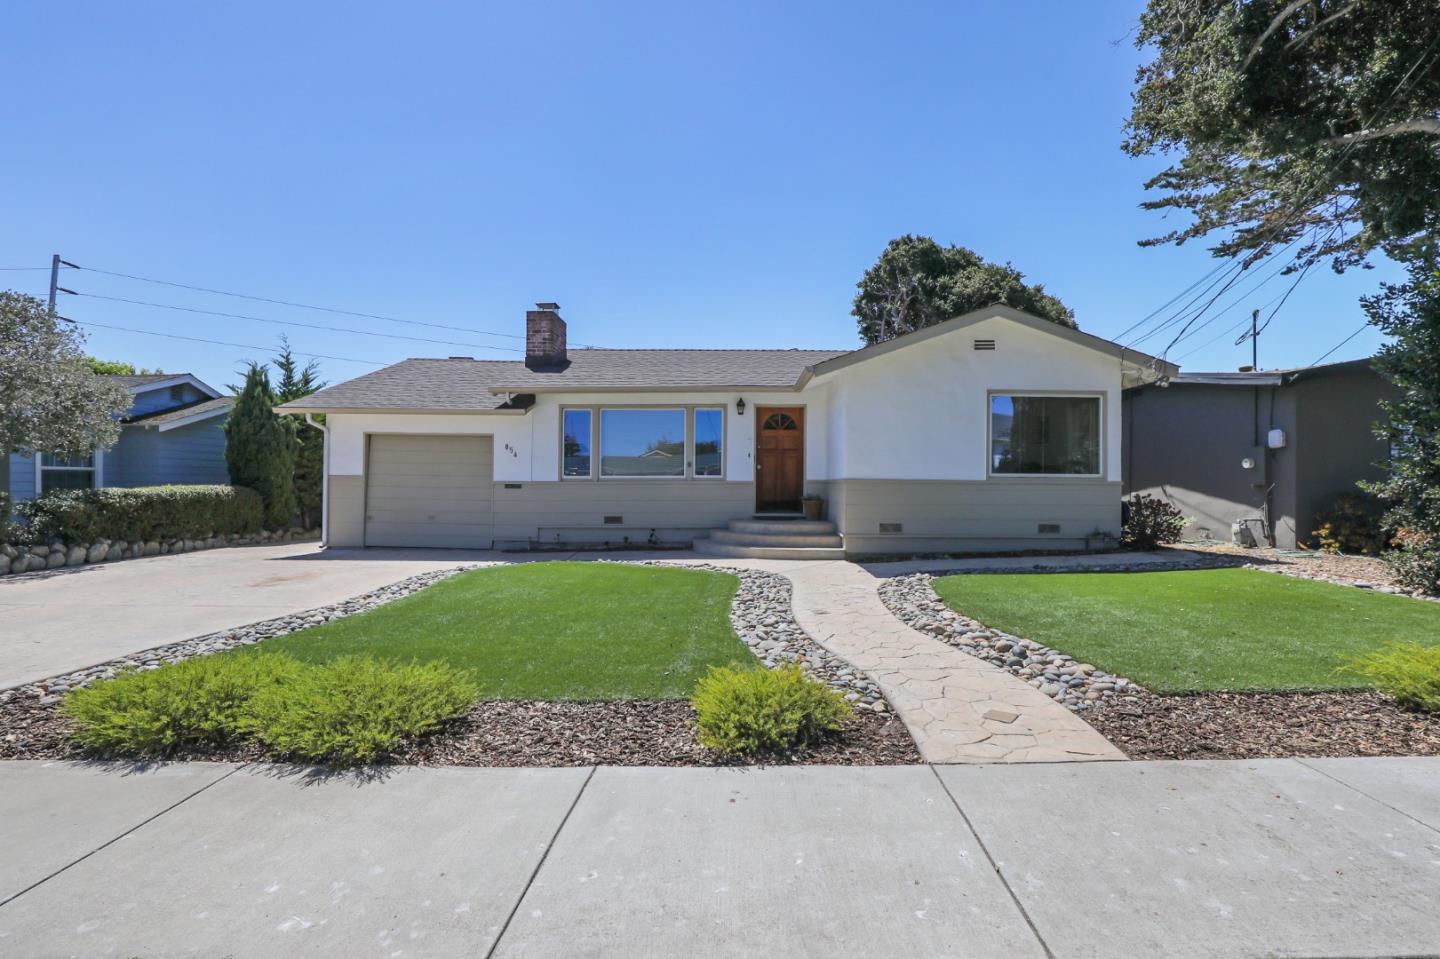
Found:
481,383 -> 804,395
275,405 -> 530,416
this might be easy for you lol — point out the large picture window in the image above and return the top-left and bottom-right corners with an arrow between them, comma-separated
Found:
40,452 -> 98,494
693,408 -> 724,477
562,408 -> 593,478
600,409 -> 686,478
990,395 -> 1100,476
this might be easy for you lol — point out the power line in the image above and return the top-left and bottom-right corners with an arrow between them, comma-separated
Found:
67,291 -> 525,353
59,316 -> 390,367
1121,34 -> 1440,357
69,262 -> 597,346
0,266 -> 54,271
1307,322 -> 1371,367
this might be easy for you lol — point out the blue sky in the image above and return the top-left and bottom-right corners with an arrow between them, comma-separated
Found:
2,1 -> 1399,391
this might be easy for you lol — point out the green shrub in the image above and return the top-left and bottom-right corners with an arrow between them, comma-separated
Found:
1383,530 -> 1440,595
62,655 -> 303,756
1313,492 -> 1387,555
1343,641 -> 1440,711
15,485 -> 264,544
691,664 -> 851,756
1121,494 -> 1187,550
245,656 -> 478,766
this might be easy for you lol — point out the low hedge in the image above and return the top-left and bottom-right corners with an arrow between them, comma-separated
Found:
14,485 -> 264,544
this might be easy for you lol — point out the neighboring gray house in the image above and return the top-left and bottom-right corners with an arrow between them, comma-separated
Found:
2,374 -> 233,506
1122,358 -> 1398,549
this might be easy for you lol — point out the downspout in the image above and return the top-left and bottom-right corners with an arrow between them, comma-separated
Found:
304,414 -> 329,548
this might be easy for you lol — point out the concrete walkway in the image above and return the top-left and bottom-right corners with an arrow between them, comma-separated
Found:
3,757 -> 1438,957
676,557 -> 1124,763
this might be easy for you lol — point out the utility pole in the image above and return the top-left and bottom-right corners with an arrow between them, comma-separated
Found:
47,253 -> 78,316
48,253 -> 60,313
1251,308 -> 1260,371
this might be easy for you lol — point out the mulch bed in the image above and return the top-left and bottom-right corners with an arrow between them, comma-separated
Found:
1086,689 -> 1440,760
0,697 -> 921,767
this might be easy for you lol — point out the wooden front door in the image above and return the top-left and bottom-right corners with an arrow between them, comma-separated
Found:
755,406 -> 804,512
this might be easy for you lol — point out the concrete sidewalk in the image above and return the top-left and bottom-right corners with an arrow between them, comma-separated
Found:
2,758 -> 1437,957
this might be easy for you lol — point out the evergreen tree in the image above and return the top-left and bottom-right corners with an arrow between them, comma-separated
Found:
272,337 -> 327,530
223,363 -> 297,528
1362,256 -> 1440,593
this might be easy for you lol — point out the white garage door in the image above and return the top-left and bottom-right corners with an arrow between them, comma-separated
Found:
364,434 -> 494,548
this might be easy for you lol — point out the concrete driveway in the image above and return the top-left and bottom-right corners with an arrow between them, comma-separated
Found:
0,544 -> 510,689
1,757 -> 1437,957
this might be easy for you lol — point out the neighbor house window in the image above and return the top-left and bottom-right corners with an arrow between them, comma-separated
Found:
693,407 -> 724,477
990,395 -> 1100,476
562,408 -> 593,478
600,409 -> 686,477
39,452 -> 98,494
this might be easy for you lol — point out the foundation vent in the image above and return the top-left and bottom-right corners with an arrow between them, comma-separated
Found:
1038,523 -> 1061,534
603,515 -> 624,525
973,338 -> 996,351
879,522 -> 903,534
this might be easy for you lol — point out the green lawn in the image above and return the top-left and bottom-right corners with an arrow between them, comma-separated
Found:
932,568 -> 1440,693
247,562 -> 756,699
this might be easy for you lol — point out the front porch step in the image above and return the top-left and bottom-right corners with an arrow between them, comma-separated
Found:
709,529 -> 844,549
693,540 -> 846,560
728,518 -> 838,536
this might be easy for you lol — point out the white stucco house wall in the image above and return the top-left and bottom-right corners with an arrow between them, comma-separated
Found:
280,304 -> 1174,557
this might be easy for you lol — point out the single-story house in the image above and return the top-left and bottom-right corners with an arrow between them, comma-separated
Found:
279,303 -> 1174,557
3,373 -> 234,506
1122,358 -> 1398,549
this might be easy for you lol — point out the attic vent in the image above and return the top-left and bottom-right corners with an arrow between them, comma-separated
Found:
879,522 -> 903,534
973,338 -> 996,351
603,515 -> 624,525
1038,523 -> 1061,534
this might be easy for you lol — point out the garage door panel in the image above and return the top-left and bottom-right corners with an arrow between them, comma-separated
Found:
365,435 -> 494,548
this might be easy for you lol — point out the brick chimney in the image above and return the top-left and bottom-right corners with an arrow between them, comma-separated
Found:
525,302 -> 568,370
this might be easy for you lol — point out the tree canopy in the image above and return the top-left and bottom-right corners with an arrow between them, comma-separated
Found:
852,235 -> 1075,345
86,358 -> 164,376
1125,0 -> 1440,271
0,292 -> 132,457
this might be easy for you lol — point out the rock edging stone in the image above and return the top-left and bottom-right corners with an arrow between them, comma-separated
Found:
0,527 -> 321,577
877,572 -> 1145,713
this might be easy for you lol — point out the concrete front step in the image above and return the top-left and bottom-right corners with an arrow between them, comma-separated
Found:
693,540 -> 846,560
709,529 -> 845,549
728,518 -> 838,535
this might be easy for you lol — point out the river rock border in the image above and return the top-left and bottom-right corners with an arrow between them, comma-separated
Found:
1239,561 -> 1440,603
878,572 -> 1143,712
0,565 -> 482,703
621,560 -> 889,710
0,527 -> 321,577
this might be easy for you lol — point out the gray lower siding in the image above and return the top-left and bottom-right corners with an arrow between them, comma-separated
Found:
326,478 -> 758,549
325,473 -> 1121,555
827,478 -> 1122,556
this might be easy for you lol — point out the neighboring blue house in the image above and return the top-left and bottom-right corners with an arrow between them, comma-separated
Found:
3,374 -> 234,505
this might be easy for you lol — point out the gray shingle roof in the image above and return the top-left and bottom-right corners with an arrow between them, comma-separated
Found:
278,349 -> 847,412
125,396 -> 234,426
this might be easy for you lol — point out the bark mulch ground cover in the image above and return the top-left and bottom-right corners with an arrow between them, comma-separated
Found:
0,697 -> 921,767
1085,689 -> 1440,761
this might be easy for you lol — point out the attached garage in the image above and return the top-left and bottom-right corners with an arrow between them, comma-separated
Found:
364,434 -> 494,548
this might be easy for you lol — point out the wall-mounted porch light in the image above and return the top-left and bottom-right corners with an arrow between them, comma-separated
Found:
736,397 -> 746,415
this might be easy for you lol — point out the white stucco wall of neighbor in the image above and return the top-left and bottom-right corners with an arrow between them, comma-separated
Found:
817,315 -> 1125,482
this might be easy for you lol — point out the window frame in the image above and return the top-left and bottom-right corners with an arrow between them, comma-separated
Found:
559,407 -> 596,480
35,448 -> 105,495
557,404 -> 728,481
986,391 -> 1104,480
691,407 -> 726,480
598,407 -> 688,480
